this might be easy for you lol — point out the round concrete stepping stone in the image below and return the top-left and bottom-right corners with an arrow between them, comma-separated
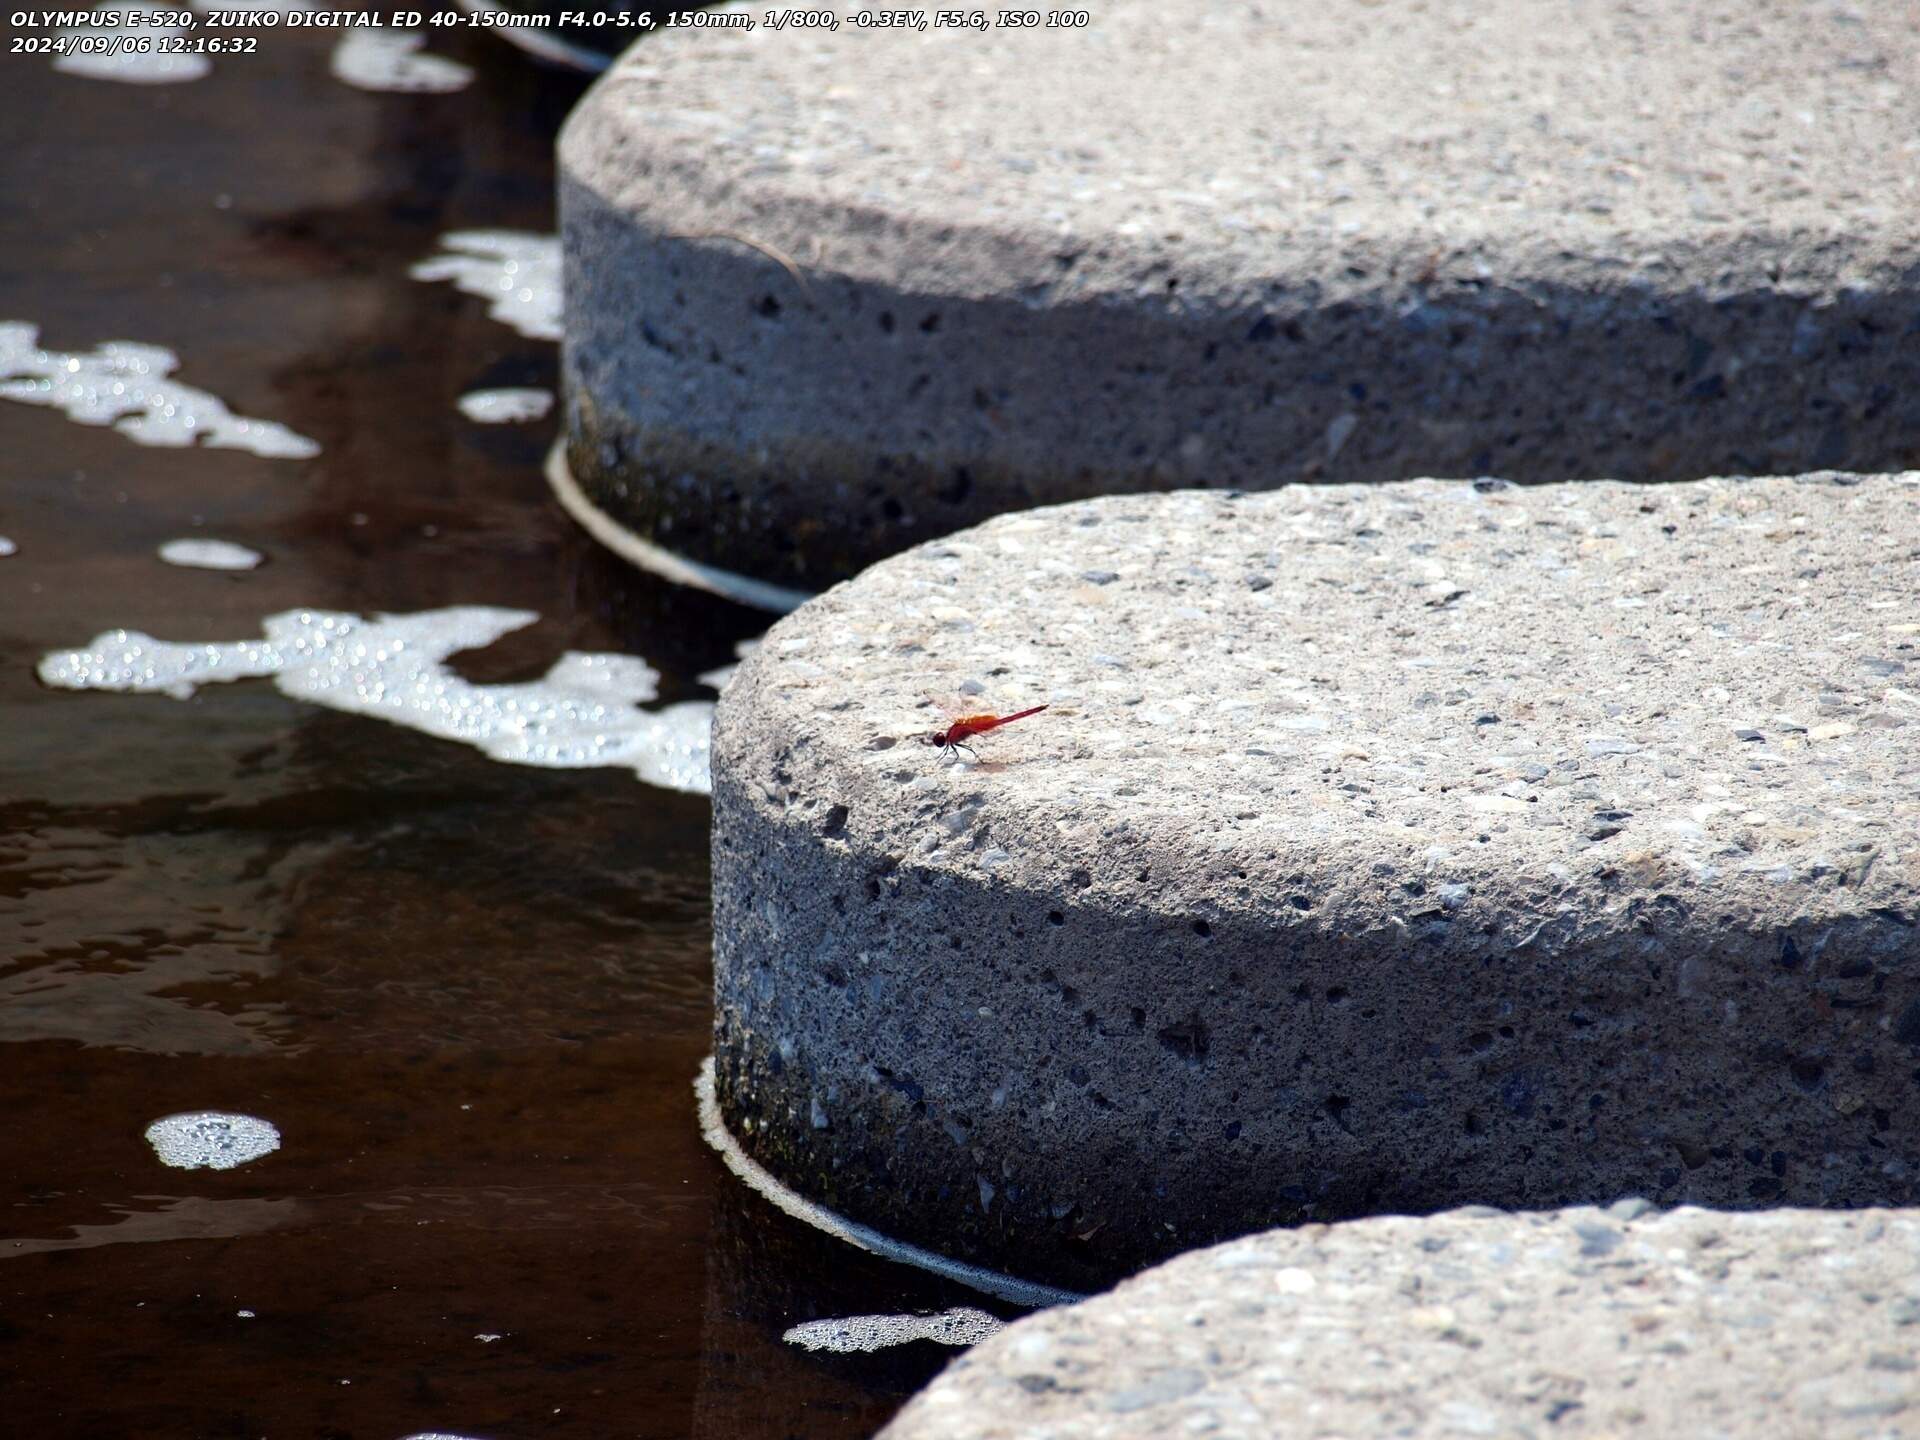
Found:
559,1 -> 1920,587
710,472 -> 1920,1292
878,1203 -> 1920,1440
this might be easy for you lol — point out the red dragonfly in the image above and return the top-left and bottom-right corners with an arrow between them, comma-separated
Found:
921,704 -> 1049,761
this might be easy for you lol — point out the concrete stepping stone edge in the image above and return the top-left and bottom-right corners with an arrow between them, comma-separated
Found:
558,1 -> 1920,588
709,472 -> 1920,1294
876,1203 -> 1920,1440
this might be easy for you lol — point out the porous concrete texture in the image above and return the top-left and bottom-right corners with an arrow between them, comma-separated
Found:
560,0 -> 1920,588
879,1202 -> 1920,1440
710,473 -> 1920,1292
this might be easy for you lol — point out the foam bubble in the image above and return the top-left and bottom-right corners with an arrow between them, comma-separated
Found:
159,538 -> 264,571
145,1112 -> 281,1170
55,4 -> 210,84
0,322 -> 321,458
458,387 -> 554,424
0,536 -> 15,557
697,638 -> 758,693
411,233 -> 562,342
39,606 -> 715,795
330,31 -> 474,93
784,1308 -> 1006,1353
454,0 -> 608,72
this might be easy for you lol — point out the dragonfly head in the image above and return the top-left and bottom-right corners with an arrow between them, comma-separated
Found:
919,730 -> 947,748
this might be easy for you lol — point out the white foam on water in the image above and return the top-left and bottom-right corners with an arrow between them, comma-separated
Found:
158,538 -> 265,571
38,606 -> 715,795
411,233 -> 562,342
693,1059 -> 1085,1310
0,322 -> 321,458
54,4 -> 211,84
330,31 -> 474,93
0,537 -> 15,557
784,1307 -> 1006,1354
145,1111 -> 281,1170
458,387 -> 554,424
697,637 -> 758,694
454,0 -> 608,72
53,0 -> 311,84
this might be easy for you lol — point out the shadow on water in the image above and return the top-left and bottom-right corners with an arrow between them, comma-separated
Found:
0,20 -> 987,1437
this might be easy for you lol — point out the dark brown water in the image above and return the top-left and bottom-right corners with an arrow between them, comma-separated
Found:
2,25 -> 1006,1438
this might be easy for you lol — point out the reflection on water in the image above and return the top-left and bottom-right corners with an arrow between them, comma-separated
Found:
5,1197 -> 304,1256
5,1181 -> 699,1260
1,806 -> 296,1054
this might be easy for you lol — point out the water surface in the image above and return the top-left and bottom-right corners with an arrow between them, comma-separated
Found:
2,22 -> 1004,1438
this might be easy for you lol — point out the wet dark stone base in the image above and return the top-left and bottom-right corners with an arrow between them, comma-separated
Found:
712,773 -> 1920,1295
561,381 -> 1065,595
562,157 -> 1920,590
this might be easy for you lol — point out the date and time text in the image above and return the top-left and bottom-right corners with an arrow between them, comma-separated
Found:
11,5 -> 1089,57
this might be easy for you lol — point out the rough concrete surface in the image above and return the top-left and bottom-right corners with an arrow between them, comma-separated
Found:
878,1203 -> 1920,1440
561,0 -> 1920,586
710,473 -> 1920,1292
